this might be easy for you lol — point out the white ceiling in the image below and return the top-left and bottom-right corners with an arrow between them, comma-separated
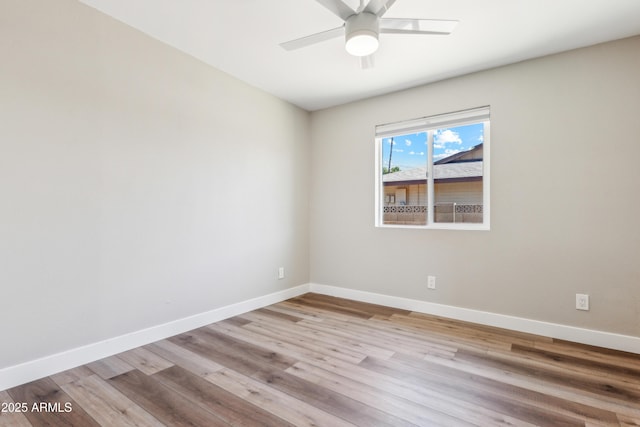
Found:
78,0 -> 640,111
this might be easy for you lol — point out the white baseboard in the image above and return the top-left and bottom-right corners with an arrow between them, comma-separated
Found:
3,282 -> 638,391
309,283 -> 640,355
0,284 -> 310,391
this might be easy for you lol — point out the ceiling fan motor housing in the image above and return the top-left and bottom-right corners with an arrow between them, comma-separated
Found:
345,12 -> 380,56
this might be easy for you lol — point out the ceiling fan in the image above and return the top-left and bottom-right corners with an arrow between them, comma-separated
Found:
280,0 -> 458,67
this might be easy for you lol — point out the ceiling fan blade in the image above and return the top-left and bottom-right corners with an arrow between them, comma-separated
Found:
359,54 -> 375,69
280,26 -> 344,51
363,0 -> 397,17
315,0 -> 356,21
380,18 -> 458,35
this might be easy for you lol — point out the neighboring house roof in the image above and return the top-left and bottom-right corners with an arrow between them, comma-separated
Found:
383,161 -> 483,184
435,143 -> 483,164
385,143 -> 483,184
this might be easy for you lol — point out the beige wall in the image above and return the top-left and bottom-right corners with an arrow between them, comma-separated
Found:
310,36 -> 640,337
0,0 -> 310,369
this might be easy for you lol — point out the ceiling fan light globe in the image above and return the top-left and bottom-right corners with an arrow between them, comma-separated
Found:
345,12 -> 380,57
345,31 -> 379,56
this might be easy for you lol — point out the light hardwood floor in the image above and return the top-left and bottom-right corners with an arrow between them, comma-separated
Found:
2,293 -> 640,426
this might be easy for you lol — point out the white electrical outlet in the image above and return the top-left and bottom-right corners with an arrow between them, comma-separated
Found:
427,276 -> 436,289
278,267 -> 285,279
576,293 -> 589,311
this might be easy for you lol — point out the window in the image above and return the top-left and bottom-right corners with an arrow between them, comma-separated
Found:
375,106 -> 490,230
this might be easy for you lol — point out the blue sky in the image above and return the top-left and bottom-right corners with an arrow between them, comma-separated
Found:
382,123 -> 484,170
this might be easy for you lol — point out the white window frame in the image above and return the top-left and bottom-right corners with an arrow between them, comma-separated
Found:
375,106 -> 490,230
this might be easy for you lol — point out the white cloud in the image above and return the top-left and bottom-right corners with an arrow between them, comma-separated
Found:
405,139 -> 412,147
434,129 -> 462,145
394,149 -> 404,153
409,151 -> 415,155
478,134 -> 484,142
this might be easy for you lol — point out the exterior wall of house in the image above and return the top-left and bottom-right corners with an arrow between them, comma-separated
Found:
383,181 -> 482,224
383,183 -> 428,206
383,182 -> 426,224
435,181 -> 483,204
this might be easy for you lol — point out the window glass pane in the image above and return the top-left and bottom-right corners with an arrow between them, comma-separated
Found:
381,132 -> 427,225
433,123 -> 484,223
376,107 -> 489,229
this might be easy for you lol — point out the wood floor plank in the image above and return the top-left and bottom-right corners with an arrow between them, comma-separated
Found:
455,349 -> 640,412
50,365 -> 95,387
60,374 -> 164,427
87,355 -> 135,380
292,318 -> 396,360
7,377 -> 100,427
301,314 -> 458,359
207,320 -> 349,367
245,309 -> 396,359
536,339 -> 640,372
291,357 -> 540,427
385,313 -> 517,352
510,343 -> 640,391
294,293 -> 411,318
286,296 -> 375,319
281,299 -> 373,321
360,355 -> 586,426
254,306 -> 306,323
390,352 -> 620,427
617,414 -> 640,426
406,310 -> 554,344
169,327 -> 296,377
109,369 -> 230,427
420,348 -> 640,419
153,365 -> 294,427
0,390 -> 32,427
298,315 -> 457,359
143,339 -> 224,379
239,311 -> 368,363
286,361 -> 477,427
116,347 -> 174,376
266,303 -> 326,322
251,366 -> 418,427
241,320 -> 367,364
194,326 -> 298,372
205,368 -> 358,427
222,315 -> 253,327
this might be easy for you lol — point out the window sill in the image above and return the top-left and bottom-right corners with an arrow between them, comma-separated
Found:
376,223 -> 490,231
